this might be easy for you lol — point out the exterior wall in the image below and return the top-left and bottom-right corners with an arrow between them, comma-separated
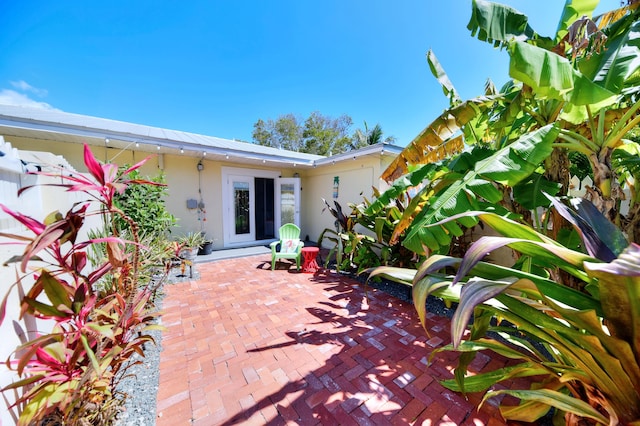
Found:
161,156 -> 296,247
2,135 -> 307,249
299,155 -> 390,246
3,134 -> 396,249
162,154 -> 219,242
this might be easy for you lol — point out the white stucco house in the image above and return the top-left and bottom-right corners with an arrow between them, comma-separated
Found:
0,104 -> 402,249
0,104 -> 404,424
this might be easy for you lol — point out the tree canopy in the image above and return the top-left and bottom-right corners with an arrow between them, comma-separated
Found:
252,112 -> 396,155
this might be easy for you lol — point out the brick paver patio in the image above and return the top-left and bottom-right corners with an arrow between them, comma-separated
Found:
156,254 -> 522,425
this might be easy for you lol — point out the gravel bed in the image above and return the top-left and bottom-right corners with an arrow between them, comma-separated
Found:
115,326 -> 162,426
114,285 -> 165,426
359,271 -> 457,318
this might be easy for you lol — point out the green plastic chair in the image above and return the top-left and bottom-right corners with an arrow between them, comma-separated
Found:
270,223 -> 304,271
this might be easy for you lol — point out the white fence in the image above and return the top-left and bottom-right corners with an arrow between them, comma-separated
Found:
0,137 -> 98,425
568,174 -> 632,216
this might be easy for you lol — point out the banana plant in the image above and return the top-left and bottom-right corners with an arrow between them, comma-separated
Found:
468,0 -> 640,239
382,0 -> 640,257
384,124 -> 558,254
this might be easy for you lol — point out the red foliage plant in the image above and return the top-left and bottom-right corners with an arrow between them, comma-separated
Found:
0,144 -> 165,425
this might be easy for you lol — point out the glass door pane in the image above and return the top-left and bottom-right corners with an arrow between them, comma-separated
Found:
277,178 -> 300,231
234,181 -> 250,234
280,182 -> 295,225
228,175 -> 255,244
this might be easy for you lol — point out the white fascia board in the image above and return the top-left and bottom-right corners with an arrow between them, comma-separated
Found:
0,116 -> 323,166
313,143 -> 402,165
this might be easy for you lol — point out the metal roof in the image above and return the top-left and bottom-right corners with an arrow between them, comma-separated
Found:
0,104 -> 401,167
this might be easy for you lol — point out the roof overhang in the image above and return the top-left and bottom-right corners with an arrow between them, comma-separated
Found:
313,142 -> 404,166
0,105 -> 401,168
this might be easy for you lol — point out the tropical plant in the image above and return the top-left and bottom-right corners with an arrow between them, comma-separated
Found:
353,188 -> 419,267
370,124 -> 561,255
351,121 -> 396,150
177,231 -> 206,251
0,144 -> 164,425
370,196 -> 640,424
113,167 -> 176,238
379,0 -> 640,255
318,199 -> 356,272
363,1 -> 640,424
89,168 -> 175,296
318,195 -> 418,274
318,198 -> 386,273
90,228 -> 175,297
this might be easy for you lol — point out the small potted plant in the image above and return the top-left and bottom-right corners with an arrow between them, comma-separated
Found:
197,232 -> 214,255
177,232 -> 205,261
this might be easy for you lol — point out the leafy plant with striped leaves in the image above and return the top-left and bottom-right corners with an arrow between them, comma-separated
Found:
370,197 -> 640,424
0,144 -> 164,425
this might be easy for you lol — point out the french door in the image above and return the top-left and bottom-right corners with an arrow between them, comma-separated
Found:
223,168 -> 300,247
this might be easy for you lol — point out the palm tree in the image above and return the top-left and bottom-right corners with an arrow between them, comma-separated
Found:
352,122 -> 396,149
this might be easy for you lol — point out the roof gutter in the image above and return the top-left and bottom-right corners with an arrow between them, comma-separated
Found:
0,115 -> 323,167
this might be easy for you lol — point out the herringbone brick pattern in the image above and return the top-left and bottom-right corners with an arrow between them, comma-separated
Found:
156,255 -> 521,425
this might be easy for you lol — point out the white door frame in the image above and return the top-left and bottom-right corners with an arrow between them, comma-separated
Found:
222,167 -> 280,247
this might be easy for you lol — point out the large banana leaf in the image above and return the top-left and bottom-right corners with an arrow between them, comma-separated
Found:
402,125 -> 558,254
467,0 -> 539,47
427,49 -> 459,104
579,11 -> 640,94
595,1 -> 640,29
469,0 -> 602,50
508,40 -> 617,106
555,0 -> 600,43
512,173 -> 561,209
365,163 -> 439,217
383,147 -> 496,247
381,96 -> 499,182
612,142 -> 640,180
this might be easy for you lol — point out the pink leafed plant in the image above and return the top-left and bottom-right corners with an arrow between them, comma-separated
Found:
0,144 -> 166,425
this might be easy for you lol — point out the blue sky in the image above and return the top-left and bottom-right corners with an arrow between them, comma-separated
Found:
0,0 -> 620,146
